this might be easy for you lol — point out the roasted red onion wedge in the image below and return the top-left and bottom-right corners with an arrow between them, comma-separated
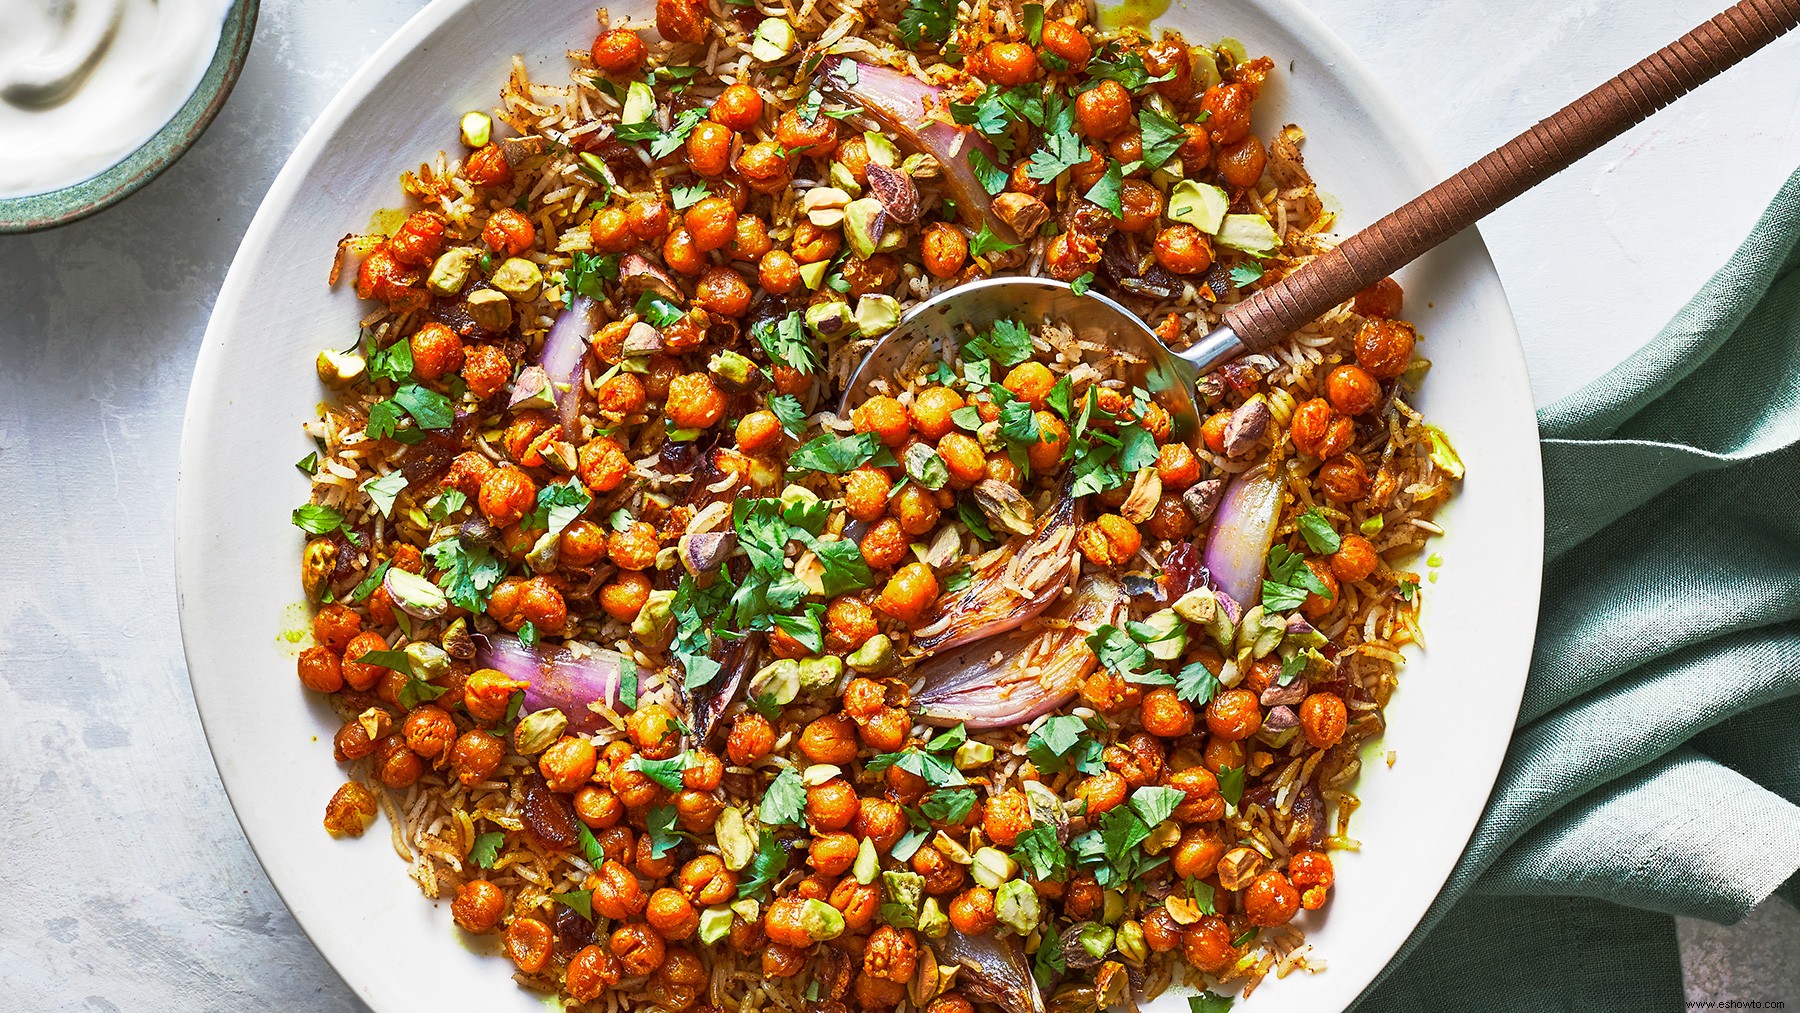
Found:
475,633 -> 625,733
815,56 -> 1015,244
540,295 -> 598,439
1203,464 -> 1284,609
683,632 -> 759,747
911,494 -> 1080,656
935,930 -> 1046,1013
915,573 -> 1124,729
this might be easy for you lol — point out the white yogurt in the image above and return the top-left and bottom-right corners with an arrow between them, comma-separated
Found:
0,0 -> 236,198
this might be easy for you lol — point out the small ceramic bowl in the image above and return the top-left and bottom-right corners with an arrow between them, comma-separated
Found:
0,0 -> 259,234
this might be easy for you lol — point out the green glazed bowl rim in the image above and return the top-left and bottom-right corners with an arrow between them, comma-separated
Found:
0,0 -> 260,234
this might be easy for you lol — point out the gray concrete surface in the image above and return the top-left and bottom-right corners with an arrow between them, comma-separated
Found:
1,0 -> 1796,1009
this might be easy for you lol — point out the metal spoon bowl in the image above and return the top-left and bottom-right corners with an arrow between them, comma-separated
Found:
840,275 -> 1233,443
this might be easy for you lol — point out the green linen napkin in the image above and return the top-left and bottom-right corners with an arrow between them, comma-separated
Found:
1351,168 -> 1800,1012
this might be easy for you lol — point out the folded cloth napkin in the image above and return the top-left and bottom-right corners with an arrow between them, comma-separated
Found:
1352,168 -> 1800,1011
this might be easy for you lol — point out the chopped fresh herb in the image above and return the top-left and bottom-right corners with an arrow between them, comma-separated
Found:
921,787 -> 977,822
1297,508 -> 1342,554
831,60 -> 859,86
626,753 -> 689,791
523,478 -> 592,536
865,747 -> 964,786
1187,876 -> 1217,914
1069,272 -> 1094,297
1230,261 -> 1265,288
360,471 -> 408,519
426,489 -> 467,522
896,0 -> 955,48
670,181 -> 709,210
391,383 -> 454,430
635,290 -> 685,328
1232,927 -> 1259,948
397,674 -> 450,710
788,431 -> 887,474
771,603 -> 827,655
349,560 -> 391,603
1086,624 -> 1154,683
1014,823 -> 1068,882
956,499 -> 994,542
1175,659 -> 1222,707
564,251 -> 620,306
1128,785 -> 1186,828
968,222 -> 1022,259
925,724 -> 968,753
737,828 -> 789,901
1025,714 -> 1088,773
1022,2 -> 1044,44
760,767 -> 808,826
1218,764 -> 1246,807
889,827 -> 929,862
550,889 -> 594,920
576,822 -> 606,866
646,803 -> 681,858
1083,158 -> 1125,217
1263,543 -> 1333,612
1136,107 -> 1187,173
1190,993 -> 1235,1013
1117,423 -> 1160,472
296,451 -> 320,476
1045,376 -> 1073,419
968,148 -> 1009,196
1398,579 -> 1419,601
1026,127 -> 1087,184
369,338 -> 413,382
517,620 -> 540,649
769,394 -> 807,437
752,309 -> 820,375
468,831 -> 505,869
619,656 -> 639,710
1034,919 -> 1067,987
424,536 -> 506,613
291,504 -> 343,535
800,533 -> 875,596
962,318 -> 1034,367
1085,52 -> 1173,91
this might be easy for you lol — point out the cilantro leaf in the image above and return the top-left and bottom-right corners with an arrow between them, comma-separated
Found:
524,479 -> 592,536
550,889 -> 594,920
760,767 -> 808,826
921,787 -> 977,823
865,748 -> 964,786
1263,543 -> 1332,612
635,290 -> 684,328
517,620 -> 540,648
1026,128 -> 1087,184
392,383 -> 453,430
968,222 -> 1022,260
968,149 -> 1009,196
752,310 -> 820,375
292,504 -> 343,535
963,318 -> 1034,367
424,536 -> 506,613
1136,107 -> 1186,173
565,251 -> 621,305
957,499 -> 994,542
1127,785 -> 1186,828
1190,994 -> 1235,1013
925,724 -> 968,753
1069,272 -> 1094,297
349,560 -> 391,602
1085,52 -> 1172,91
1025,715 -> 1090,773
1218,765 -> 1246,807
670,182 -> 709,210
1297,508 -> 1342,554
1034,919 -> 1067,987
646,803 -> 681,858
1022,2 -> 1044,44
626,753 -> 689,791
1230,261 -> 1265,288
771,603 -> 827,655
769,394 -> 807,437
468,831 -> 505,869
897,0 -> 955,48
369,338 -> 413,382
1083,158 -> 1125,217
619,656 -> 639,710
1086,624 -> 1152,683
787,431 -> 887,474
1175,659 -> 1222,706
1013,823 -> 1068,882
800,534 -> 875,596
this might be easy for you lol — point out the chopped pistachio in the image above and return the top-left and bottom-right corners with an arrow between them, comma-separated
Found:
853,836 -> 880,884
749,659 -> 802,707
799,260 -> 829,290
841,197 -> 885,259
994,879 -> 1040,935
708,349 -> 756,387
800,898 -> 846,941
491,257 -> 543,301
828,161 -> 862,196
971,847 -> 1017,890
805,299 -> 854,340
1102,889 -> 1126,925
1078,923 -> 1116,960
1133,609 -> 1187,661
621,80 -> 656,125
715,807 -> 755,870
315,348 -> 367,388
932,831 -> 973,865
800,186 -> 851,228
797,655 -> 844,693
862,132 -> 900,168
1426,425 -> 1465,479
513,708 -> 569,755
1215,213 -> 1280,255
631,589 -> 676,639
750,17 -> 796,61
428,247 -> 479,297
459,111 -> 492,149
1360,514 -> 1385,536
402,641 -> 450,680
953,739 -> 994,770
301,538 -> 337,601
465,288 -> 513,331
509,365 -> 558,411
882,870 -> 925,911
917,897 -> 949,939
846,634 -> 893,673
853,295 -> 901,337
1116,920 -> 1148,964
697,906 -> 734,945
387,569 -> 448,617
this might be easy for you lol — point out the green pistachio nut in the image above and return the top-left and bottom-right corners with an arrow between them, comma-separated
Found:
846,634 -> 894,673
631,589 -> 676,640
315,348 -> 367,388
465,288 -> 514,331
853,295 -> 901,337
459,111 -> 492,149
801,898 -> 846,941
971,847 -> 1017,890
512,708 -> 569,755
427,247 -> 479,296
492,258 -> 543,301
995,879 -> 1040,935
841,197 -> 885,259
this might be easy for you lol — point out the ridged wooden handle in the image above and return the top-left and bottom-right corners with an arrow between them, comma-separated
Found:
1222,0 -> 1800,351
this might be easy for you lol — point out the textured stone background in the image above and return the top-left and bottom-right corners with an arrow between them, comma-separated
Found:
1,0 -> 1795,1009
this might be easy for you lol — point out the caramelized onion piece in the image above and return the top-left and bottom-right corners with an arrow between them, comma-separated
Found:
475,633 -> 624,734
911,494 -> 1080,655
1203,464 -> 1283,608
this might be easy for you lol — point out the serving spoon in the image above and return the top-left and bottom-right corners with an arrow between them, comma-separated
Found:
842,0 -> 1800,414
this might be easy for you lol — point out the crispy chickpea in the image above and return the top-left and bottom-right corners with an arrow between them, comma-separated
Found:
388,210 -> 445,267
1077,769 -> 1130,815
338,631 -> 388,692
841,678 -> 886,720
937,433 -> 986,488
374,735 -> 424,789
864,925 -> 918,984
482,208 -> 535,256
832,878 -> 881,932
1353,276 -> 1404,319
876,562 -> 938,622
839,468 -> 891,526
576,436 -> 629,496
983,41 -> 1039,85
775,108 -> 839,159
852,394 -> 911,447
1070,142 -> 1109,190
450,879 -> 505,933
1172,825 -> 1227,880
575,785 -> 624,829
649,950 -> 705,1011
333,718 -> 380,763
504,917 -> 553,974
763,943 -> 807,978
890,483 -> 941,537
540,736 -> 598,793
790,220 -> 841,265
628,703 -> 679,759
1201,82 -> 1253,146
1318,453 -> 1371,502
947,885 -> 998,934
520,576 -> 568,634
441,450 -> 494,498
796,714 -> 858,767
734,139 -> 791,194
858,707 -> 910,753
982,789 -> 1031,847
725,712 -> 775,765
1300,692 -> 1348,750
1077,513 -> 1142,569
684,121 -> 735,178
884,762 -> 928,807
645,887 -> 699,940
1145,494 -> 1195,540
1154,224 -> 1214,276
596,571 -> 650,622
406,321 -> 464,381
678,751 -> 723,794
1143,906 -> 1181,953
478,467 -> 536,528
1200,410 -> 1232,454
729,409 -> 778,455
590,859 -> 647,920
402,705 -> 457,758
592,375 -> 648,422
860,517 -> 909,570
855,796 -> 907,851
824,596 -> 877,654
566,944 -> 621,1001
634,833 -> 679,879
1205,687 -> 1263,742
695,265 -> 752,317
710,82 -> 764,130
607,521 -> 660,572
1182,916 -> 1236,972
463,143 -> 512,187
462,343 -> 511,399
1327,535 -> 1377,584
1118,178 -> 1165,233
1167,765 -> 1225,823
1202,734 -> 1245,774
448,730 -> 504,788
1075,79 -> 1134,141
921,223 -> 968,279
1040,20 -> 1091,69
909,386 -> 965,441
1027,411 -> 1070,471
1289,851 -> 1336,910
1107,732 -> 1166,788
666,372 -> 726,429
835,135 -> 872,185
626,198 -> 671,241
464,670 -> 526,725
589,205 -> 632,252
1245,870 -> 1301,926
1215,135 -> 1267,189
1176,121 -> 1213,177
1290,398 -> 1354,459
611,923 -> 667,977
912,844 -> 967,895
1353,318 -> 1416,379
1139,686 -> 1196,738
758,249 -> 802,294
1326,364 -> 1382,416
673,788 -> 722,833
296,646 -> 343,694
684,196 -> 738,252
1108,125 -> 1145,168
999,363 -> 1052,410
802,832 -> 857,878
661,226 -> 707,276
1063,872 -> 1103,919
591,28 -> 647,74
763,896 -> 810,947
673,854 -> 735,906
856,971 -> 906,1007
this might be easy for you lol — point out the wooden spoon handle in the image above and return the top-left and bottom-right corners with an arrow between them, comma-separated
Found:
1222,0 -> 1800,351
